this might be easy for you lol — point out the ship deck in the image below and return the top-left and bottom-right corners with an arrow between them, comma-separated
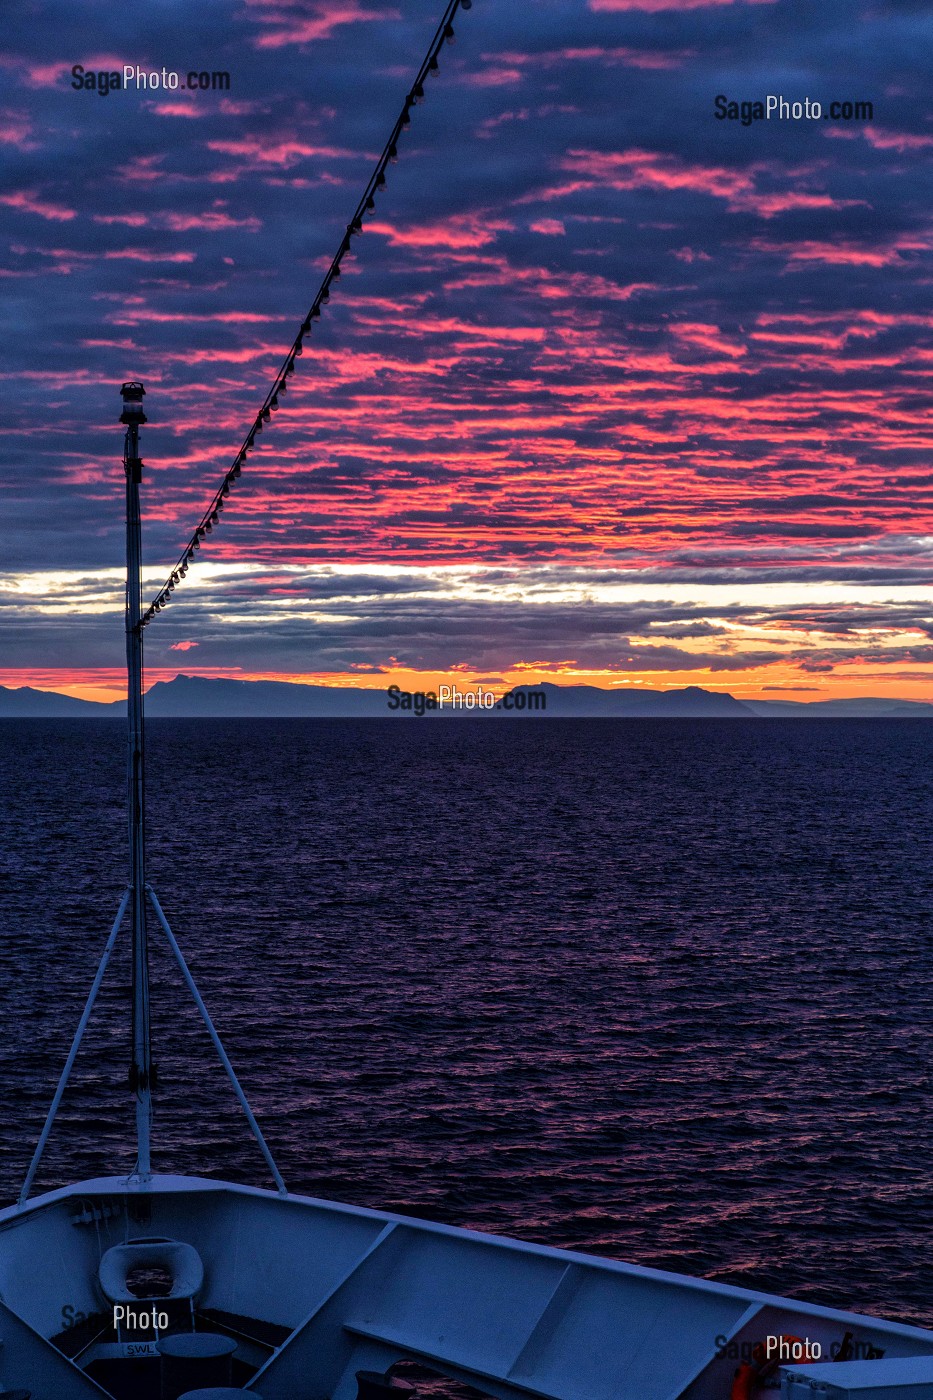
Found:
0,1173 -> 931,1399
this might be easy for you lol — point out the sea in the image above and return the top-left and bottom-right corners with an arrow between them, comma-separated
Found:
0,718 -> 931,1386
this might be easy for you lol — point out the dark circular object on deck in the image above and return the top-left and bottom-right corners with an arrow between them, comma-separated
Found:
158,1333 -> 237,1400
355,1371 -> 415,1399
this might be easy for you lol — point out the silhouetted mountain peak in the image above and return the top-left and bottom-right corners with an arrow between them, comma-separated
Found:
0,677 -> 930,719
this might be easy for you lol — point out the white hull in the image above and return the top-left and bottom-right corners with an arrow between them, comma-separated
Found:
1,1173 -> 931,1398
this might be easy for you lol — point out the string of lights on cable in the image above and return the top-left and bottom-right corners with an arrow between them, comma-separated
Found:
138,0 -> 474,630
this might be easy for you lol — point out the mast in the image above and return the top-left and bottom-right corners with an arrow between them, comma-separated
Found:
21,378 -> 285,1202
23,1 -> 473,1203
120,381 -> 153,1178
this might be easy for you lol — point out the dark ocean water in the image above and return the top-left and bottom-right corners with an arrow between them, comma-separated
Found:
1,718 -> 932,1342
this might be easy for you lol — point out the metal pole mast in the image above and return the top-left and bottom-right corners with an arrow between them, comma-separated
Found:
121,381 -> 153,1178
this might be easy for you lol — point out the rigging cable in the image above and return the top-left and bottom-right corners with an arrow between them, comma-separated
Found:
139,0 -> 474,630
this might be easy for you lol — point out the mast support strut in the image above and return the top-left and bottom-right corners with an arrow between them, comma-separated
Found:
18,890 -> 131,1207
146,885 -> 288,1196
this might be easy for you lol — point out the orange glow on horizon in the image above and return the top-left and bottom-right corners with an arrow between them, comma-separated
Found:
3,663 -> 932,706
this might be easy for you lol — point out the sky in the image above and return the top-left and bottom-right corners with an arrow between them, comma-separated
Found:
1,0 -> 932,702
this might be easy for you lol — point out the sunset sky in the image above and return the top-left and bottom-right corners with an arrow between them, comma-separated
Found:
1,0 -> 932,702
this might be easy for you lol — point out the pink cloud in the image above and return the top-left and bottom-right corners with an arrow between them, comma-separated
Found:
754,231 -> 933,267
12,244 -> 196,268
589,0 -> 773,8
0,112 -> 37,150
494,46 -> 694,72
79,338 -> 138,350
243,1 -> 395,50
206,137 -> 357,168
22,60 -> 73,86
671,322 -> 746,358
149,101 -> 204,119
101,247 -> 196,263
170,640 -> 199,651
162,209 -> 263,232
549,147 -> 752,204
116,154 -> 166,182
0,190 -> 76,221
218,98 -> 268,115
863,126 -> 933,153
158,341 -> 285,365
25,55 -> 125,87
110,309 -> 276,326
93,213 -> 150,227
441,252 -> 657,306
530,218 -> 566,236
749,192 -> 841,216
552,148 -> 857,219
367,215 -> 513,250
460,66 -> 525,88
353,314 -> 547,346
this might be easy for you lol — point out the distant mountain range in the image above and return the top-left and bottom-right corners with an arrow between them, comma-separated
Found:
1,675 -> 931,718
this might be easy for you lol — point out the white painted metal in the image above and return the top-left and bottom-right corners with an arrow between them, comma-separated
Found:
86,1340 -> 160,1362
123,389 -> 153,1179
781,1355 -> 933,1396
99,1239 -> 204,1303
0,1175 -> 931,1399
